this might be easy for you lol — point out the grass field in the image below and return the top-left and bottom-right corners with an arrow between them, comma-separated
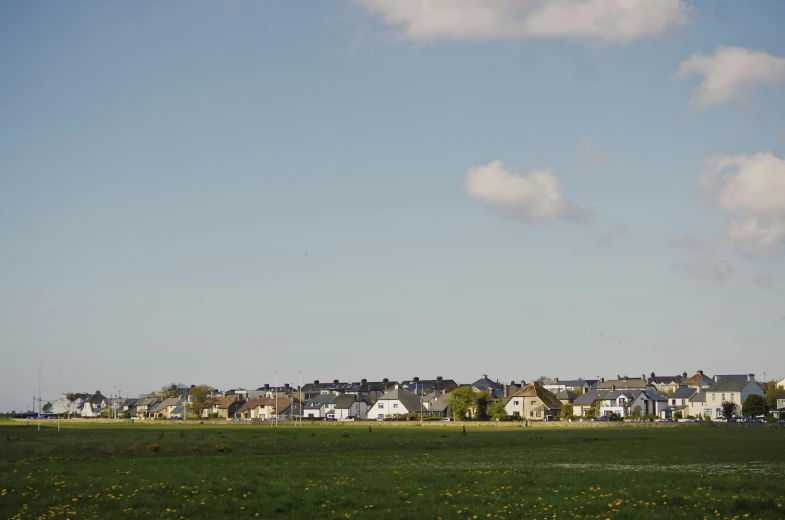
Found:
1,421 -> 784,519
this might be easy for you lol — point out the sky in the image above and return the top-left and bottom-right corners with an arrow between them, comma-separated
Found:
1,0 -> 784,412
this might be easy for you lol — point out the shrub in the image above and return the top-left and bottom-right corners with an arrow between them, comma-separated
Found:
213,444 -> 231,452
146,444 -> 162,453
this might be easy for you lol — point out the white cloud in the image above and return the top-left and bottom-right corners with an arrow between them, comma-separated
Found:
463,160 -> 583,223
673,254 -> 733,283
753,274 -> 776,290
579,138 -> 611,166
697,152 -> 785,253
598,226 -> 626,247
353,0 -> 688,43
676,46 -> 785,109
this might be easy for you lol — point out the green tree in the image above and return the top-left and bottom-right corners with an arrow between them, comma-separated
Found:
742,394 -> 765,417
561,403 -> 574,418
632,406 -> 642,419
765,381 -> 785,410
188,385 -> 216,419
673,411 -> 683,420
474,391 -> 493,420
447,387 -> 476,420
721,401 -> 736,421
42,402 -> 52,413
573,388 -> 584,396
490,401 -> 508,421
160,383 -> 186,398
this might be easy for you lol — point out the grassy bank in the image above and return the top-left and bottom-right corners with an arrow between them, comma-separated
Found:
1,422 -> 784,519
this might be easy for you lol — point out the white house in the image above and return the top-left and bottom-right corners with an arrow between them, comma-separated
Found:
80,391 -> 109,418
699,375 -> 764,420
51,393 -> 86,417
598,391 -> 636,418
367,386 -> 421,419
774,398 -> 785,419
302,395 -> 336,419
330,395 -> 371,419
629,389 -> 669,418
664,386 -> 697,417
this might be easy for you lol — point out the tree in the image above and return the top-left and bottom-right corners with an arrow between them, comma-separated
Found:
561,403 -> 574,418
573,388 -> 584,396
160,383 -> 186,398
673,411 -> 683,420
765,381 -> 785,410
742,394 -> 765,418
42,402 -> 52,413
721,401 -> 736,421
536,376 -> 550,383
474,391 -> 493,420
632,406 -> 642,419
490,401 -> 507,421
189,385 -> 216,419
447,387 -> 476,420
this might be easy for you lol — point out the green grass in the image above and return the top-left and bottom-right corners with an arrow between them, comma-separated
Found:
1,422 -> 784,519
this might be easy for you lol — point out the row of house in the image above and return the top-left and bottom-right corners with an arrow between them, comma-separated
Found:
47,371 -> 779,421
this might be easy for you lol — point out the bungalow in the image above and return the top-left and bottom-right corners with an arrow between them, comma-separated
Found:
504,382 -> 563,420
330,395 -> 372,419
81,391 -> 109,418
367,386 -> 421,419
700,374 -> 764,420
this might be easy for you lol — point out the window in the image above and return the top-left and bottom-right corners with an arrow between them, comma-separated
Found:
712,393 -> 716,401
530,411 -> 534,417
513,400 -> 519,405
671,399 -> 676,405
378,403 -> 384,409
513,411 -> 520,416
681,399 -> 685,405
531,400 -> 536,405
393,403 -> 398,408
721,393 -> 725,401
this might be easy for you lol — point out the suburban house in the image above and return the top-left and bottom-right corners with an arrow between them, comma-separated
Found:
666,386 -> 698,417
346,379 -> 397,399
367,386 -> 422,419
255,383 -> 295,398
400,377 -> 458,396
113,398 -> 138,418
598,390 -> 637,418
300,380 -> 337,401
774,398 -> 785,418
699,374 -> 764,420
470,375 -> 504,398
132,397 -> 160,419
629,389 -> 669,418
234,397 -> 299,420
303,395 -> 337,419
327,395 -> 371,419
210,395 -> 244,419
504,382 -> 563,420
51,393 -> 87,417
683,370 -> 714,390
687,391 -> 708,418
597,376 -> 652,392
422,392 -> 451,417
80,391 -> 109,418
645,373 -> 686,395
542,378 -> 595,395
148,397 -> 181,419
275,399 -> 302,419
572,390 -> 605,417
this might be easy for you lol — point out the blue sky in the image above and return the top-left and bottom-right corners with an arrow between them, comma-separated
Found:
1,1 -> 784,411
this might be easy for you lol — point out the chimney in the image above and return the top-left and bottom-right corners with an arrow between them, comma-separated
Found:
748,374 -> 754,382
611,384 -> 616,391
482,374 -> 487,379
651,372 -> 655,379
383,378 -> 389,383
617,375 -> 621,379
361,378 -> 367,384
698,370 -> 704,376
503,385 -> 509,398
624,376 -> 628,382
554,377 -> 559,383
264,384 -> 270,391
284,383 -> 290,389
413,376 -> 420,382
601,378 -> 605,383
394,384 -> 400,390
333,379 -> 339,384
314,380 -> 319,384
521,380 -> 526,386
190,384 -> 195,388
682,371 -> 688,379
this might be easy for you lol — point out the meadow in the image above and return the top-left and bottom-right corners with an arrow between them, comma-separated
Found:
1,421 -> 784,519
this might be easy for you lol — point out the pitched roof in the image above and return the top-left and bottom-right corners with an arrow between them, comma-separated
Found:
639,390 -> 667,402
648,375 -> 682,384
556,390 -> 577,401
598,377 -> 648,390
708,378 -> 758,393
331,395 -> 371,409
149,397 -> 180,414
471,375 -> 502,390
689,391 -> 707,403
670,386 -> 698,399
683,372 -> 714,386
217,395 -> 240,409
377,387 -> 421,412
573,390 -> 608,406
304,395 -> 337,409
234,397 -> 273,415
427,394 -> 451,412
544,379 -> 591,388
511,383 -> 563,411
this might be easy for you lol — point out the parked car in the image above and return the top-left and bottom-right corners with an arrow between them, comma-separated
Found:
376,417 -> 384,422
440,418 -> 454,422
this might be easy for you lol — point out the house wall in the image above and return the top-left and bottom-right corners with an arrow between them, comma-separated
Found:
333,401 -> 369,419
700,382 -> 764,419
368,399 -> 411,419
504,396 -> 553,420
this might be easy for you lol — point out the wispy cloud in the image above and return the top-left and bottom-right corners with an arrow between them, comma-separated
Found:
598,226 -> 626,247
672,254 -> 733,283
676,46 -> 785,109
463,160 -> 587,223
354,0 -> 689,44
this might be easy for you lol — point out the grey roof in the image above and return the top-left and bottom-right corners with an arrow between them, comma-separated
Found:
471,376 -> 502,390
605,391 -> 636,400
149,397 -> 180,414
689,391 -> 707,403
171,406 -> 183,415
573,390 -> 607,406
649,375 -> 682,384
670,387 -> 698,399
708,378 -> 757,393
428,394 -> 451,412
331,395 -> 371,409
377,387 -> 421,412
639,390 -> 667,402
556,390 -> 577,401
598,378 -> 648,390
545,379 -> 591,388
304,395 -> 336,409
